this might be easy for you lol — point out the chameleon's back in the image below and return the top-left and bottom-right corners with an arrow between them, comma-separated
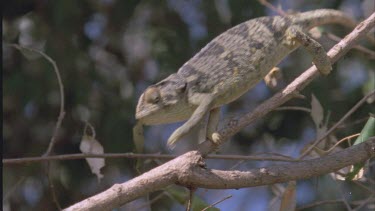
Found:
177,15 -> 294,106
177,9 -> 356,107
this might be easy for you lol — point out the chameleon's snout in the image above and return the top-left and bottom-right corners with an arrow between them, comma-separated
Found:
135,92 -> 165,124
135,93 -> 151,120
135,93 -> 148,120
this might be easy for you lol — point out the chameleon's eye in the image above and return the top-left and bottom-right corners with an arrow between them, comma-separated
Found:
144,87 -> 160,104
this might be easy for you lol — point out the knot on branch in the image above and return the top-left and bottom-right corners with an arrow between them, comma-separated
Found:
175,151 -> 205,185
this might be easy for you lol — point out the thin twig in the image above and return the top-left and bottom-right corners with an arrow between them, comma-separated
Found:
47,163 -> 62,210
321,133 -> 360,154
186,188 -> 195,211
253,152 -> 295,159
353,181 -> 375,194
337,117 -> 369,129
297,197 -> 375,210
297,199 -> 344,210
326,32 -> 375,59
299,91 -> 375,159
2,153 -> 298,165
229,160 -> 245,170
5,43 -> 66,155
258,0 -> 287,16
208,154 -> 297,162
352,195 -> 375,211
274,106 -> 311,113
201,195 -> 233,211
5,43 -> 65,210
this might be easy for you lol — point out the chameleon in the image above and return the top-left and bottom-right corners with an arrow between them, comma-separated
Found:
135,9 -> 358,147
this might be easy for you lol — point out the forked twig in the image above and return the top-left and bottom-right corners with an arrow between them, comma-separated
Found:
6,43 -> 66,155
201,195 -> 233,211
6,43 -> 66,210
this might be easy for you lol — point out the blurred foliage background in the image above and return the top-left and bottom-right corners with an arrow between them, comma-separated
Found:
3,0 -> 374,210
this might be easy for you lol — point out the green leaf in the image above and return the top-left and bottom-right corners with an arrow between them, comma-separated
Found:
353,116 -> 375,145
346,116 -> 375,180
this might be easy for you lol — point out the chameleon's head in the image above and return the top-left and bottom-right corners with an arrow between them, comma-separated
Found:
136,73 -> 192,125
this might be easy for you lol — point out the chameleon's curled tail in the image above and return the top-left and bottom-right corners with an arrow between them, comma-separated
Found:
293,9 -> 375,44
293,9 -> 357,29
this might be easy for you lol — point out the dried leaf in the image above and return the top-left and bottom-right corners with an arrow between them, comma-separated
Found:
310,94 -> 329,150
311,94 -> 324,129
80,135 -> 105,182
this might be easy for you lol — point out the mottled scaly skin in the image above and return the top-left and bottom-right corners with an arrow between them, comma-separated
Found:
135,9 -> 355,146
178,9 -> 354,107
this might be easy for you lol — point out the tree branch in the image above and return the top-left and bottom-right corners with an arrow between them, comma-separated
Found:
2,153 -> 297,165
64,138 -> 375,210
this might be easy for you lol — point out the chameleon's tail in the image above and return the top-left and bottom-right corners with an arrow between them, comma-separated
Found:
293,9 -> 375,44
293,9 -> 357,29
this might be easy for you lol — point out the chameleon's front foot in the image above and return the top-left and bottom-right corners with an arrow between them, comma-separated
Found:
167,94 -> 215,148
167,128 -> 183,148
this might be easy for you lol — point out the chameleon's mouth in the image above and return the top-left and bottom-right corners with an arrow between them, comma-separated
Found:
135,111 -> 154,125
135,110 -> 154,121
135,111 -> 161,125
135,111 -> 145,120
135,94 -> 160,123
135,91 -> 194,125
135,105 -> 158,121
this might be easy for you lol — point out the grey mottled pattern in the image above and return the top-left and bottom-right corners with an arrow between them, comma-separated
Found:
136,9 -> 355,127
